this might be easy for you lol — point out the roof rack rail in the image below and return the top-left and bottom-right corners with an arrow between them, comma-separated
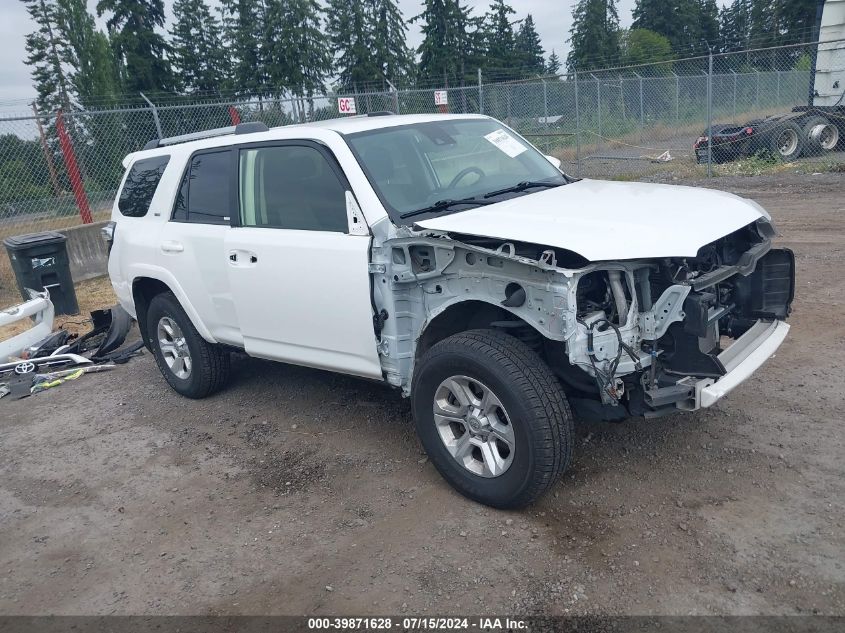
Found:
142,121 -> 269,150
367,111 -> 396,117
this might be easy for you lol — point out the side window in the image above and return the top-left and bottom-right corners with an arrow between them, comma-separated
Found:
172,150 -> 231,224
118,155 -> 170,217
239,145 -> 348,233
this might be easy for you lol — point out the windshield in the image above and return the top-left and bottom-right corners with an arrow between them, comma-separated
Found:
345,118 -> 567,223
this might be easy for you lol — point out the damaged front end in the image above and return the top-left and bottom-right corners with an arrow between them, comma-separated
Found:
369,215 -> 793,421
563,217 -> 794,419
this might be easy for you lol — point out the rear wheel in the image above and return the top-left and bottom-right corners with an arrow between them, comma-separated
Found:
411,329 -> 573,508
802,116 -> 839,155
146,292 -> 230,399
769,121 -> 804,161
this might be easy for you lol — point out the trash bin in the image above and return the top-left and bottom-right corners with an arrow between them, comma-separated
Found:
3,231 -> 79,315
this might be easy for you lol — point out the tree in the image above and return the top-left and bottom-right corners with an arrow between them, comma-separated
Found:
515,13 -> 545,76
632,0 -> 706,54
699,0 -> 720,49
619,28 -> 673,68
59,5 -> 119,107
719,0 -> 751,52
264,0 -> 331,115
170,0 -> 226,94
482,0 -> 518,79
96,0 -> 172,94
368,0 -> 415,86
324,0 -> 378,90
415,0 -> 481,87
21,0 -> 73,115
545,50 -> 562,75
773,0 -> 818,44
566,0 -> 620,71
220,0 -> 266,95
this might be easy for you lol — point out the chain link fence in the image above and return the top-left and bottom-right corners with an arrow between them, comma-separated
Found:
2,39 -> 844,304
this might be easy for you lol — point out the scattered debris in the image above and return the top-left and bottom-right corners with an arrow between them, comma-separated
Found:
1,291 -> 142,401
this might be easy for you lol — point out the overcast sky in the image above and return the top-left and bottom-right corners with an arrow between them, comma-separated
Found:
1,0 -> 730,106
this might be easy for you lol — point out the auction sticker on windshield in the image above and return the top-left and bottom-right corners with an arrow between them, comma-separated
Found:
484,128 -> 527,158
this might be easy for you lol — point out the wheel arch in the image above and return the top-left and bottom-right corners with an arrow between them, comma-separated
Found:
414,298 -> 546,365
131,273 -> 216,348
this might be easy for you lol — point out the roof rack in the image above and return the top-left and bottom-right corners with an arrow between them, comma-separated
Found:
367,111 -> 396,117
142,121 -> 270,150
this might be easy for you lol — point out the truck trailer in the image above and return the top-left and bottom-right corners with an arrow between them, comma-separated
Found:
695,0 -> 845,163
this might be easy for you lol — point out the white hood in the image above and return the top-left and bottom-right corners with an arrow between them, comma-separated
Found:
414,179 -> 766,262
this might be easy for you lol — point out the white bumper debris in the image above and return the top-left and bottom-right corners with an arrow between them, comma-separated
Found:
0,290 -> 55,361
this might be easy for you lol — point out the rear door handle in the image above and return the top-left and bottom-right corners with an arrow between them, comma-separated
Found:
228,250 -> 258,266
161,240 -> 184,253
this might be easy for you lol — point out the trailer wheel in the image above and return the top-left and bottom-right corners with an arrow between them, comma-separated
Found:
769,121 -> 804,162
802,116 -> 839,155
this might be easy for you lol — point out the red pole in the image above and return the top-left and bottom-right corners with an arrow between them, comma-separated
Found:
228,105 -> 241,125
56,111 -> 93,224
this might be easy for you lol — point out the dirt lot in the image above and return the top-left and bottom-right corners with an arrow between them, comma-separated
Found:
0,173 -> 843,616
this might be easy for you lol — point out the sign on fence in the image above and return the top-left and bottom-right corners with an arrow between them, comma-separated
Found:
434,90 -> 448,106
338,97 -> 357,114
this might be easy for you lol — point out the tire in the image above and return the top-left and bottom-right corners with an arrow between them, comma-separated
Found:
411,329 -> 573,509
802,115 -> 839,155
146,292 -> 230,399
768,121 -> 804,161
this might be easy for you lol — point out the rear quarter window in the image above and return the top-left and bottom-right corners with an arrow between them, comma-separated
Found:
118,155 -> 170,217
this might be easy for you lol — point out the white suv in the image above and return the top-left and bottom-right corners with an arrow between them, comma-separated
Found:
107,114 -> 793,508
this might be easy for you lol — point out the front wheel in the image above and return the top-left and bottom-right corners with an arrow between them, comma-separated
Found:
411,329 -> 573,508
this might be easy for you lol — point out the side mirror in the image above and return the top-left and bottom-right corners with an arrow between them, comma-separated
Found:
545,155 -> 562,170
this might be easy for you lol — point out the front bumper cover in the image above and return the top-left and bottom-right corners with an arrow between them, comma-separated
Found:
673,319 -> 789,411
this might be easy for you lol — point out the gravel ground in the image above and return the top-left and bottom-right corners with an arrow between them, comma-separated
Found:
0,173 -> 843,616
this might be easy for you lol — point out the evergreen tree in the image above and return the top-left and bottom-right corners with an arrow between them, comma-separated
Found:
96,0 -> 172,94
545,50 -> 562,75
482,0 -> 517,78
264,0 -> 331,109
368,0 -> 414,85
719,0 -> 751,52
632,0 -> 705,54
21,0 -> 72,114
566,0 -> 620,71
325,0 -> 378,90
415,0 -> 480,86
514,13 -> 545,76
698,0 -> 720,49
220,0 -> 267,95
773,0 -> 818,44
170,0 -> 226,94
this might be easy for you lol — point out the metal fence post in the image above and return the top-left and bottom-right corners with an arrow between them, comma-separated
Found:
776,70 -> 781,104
731,70 -> 737,117
574,71 -> 581,177
707,51 -> 713,178
755,70 -> 760,109
541,77 -> 549,130
139,92 -> 163,139
592,74 -> 601,139
478,68 -> 483,114
635,72 -> 644,142
673,72 -> 680,123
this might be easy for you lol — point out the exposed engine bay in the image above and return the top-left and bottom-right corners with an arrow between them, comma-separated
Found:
369,216 -> 794,420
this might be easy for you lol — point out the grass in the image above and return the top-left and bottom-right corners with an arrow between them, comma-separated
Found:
0,275 -> 117,346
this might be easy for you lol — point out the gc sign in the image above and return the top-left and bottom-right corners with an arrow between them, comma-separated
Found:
338,97 -> 357,115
